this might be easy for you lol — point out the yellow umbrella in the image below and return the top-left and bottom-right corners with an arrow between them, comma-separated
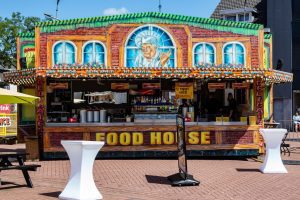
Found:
0,88 -> 39,104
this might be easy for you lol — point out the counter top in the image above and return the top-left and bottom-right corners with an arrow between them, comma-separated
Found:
46,121 -> 248,127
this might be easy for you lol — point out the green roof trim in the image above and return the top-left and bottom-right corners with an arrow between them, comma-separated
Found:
37,12 -> 263,36
18,32 -> 35,37
264,34 -> 272,44
264,34 -> 272,39
18,32 -> 35,42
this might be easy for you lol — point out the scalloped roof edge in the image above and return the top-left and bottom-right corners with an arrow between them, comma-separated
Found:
36,12 -> 263,30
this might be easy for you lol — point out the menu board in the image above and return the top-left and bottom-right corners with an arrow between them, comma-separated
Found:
207,82 -> 226,89
111,83 -> 129,90
176,115 -> 187,178
142,83 -> 161,89
175,82 -> 193,99
49,82 -> 68,89
232,83 -> 250,89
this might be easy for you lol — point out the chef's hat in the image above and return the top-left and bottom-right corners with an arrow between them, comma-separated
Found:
136,35 -> 158,47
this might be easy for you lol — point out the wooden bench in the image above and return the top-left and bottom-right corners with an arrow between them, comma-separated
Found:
0,152 -> 41,188
0,164 -> 41,187
0,164 -> 41,171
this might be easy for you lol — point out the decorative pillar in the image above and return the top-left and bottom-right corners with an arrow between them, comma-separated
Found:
270,83 -> 274,121
36,76 -> 46,159
254,78 -> 265,154
254,78 -> 265,126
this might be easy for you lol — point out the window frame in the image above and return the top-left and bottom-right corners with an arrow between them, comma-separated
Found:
52,40 -> 77,65
222,42 -> 246,66
82,40 -> 107,66
192,42 -> 216,67
124,24 -> 177,68
223,12 -> 253,22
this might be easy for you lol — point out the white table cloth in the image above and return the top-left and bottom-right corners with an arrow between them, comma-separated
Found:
59,140 -> 104,200
259,129 -> 288,173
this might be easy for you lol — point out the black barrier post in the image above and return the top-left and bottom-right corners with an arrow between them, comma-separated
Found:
167,115 -> 200,186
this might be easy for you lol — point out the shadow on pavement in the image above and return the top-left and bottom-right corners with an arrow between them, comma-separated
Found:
0,181 -> 27,190
145,175 -> 171,185
283,160 -> 300,165
0,148 -> 25,153
39,191 -> 61,198
236,168 -> 261,172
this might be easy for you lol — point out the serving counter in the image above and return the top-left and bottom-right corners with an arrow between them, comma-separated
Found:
43,123 -> 262,159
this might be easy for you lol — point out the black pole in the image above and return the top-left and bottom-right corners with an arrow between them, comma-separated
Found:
159,0 -> 162,12
56,0 -> 60,18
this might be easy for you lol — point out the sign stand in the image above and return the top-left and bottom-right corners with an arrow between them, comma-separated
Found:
168,115 -> 200,186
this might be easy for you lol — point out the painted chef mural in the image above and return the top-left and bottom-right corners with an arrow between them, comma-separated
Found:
21,43 -> 35,68
126,25 -> 176,68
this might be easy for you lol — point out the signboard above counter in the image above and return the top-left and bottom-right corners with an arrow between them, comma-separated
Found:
175,82 -> 193,99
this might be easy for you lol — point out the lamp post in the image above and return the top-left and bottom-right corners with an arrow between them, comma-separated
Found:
44,13 -> 60,21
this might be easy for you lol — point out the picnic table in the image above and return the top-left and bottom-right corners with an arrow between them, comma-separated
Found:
0,152 -> 41,188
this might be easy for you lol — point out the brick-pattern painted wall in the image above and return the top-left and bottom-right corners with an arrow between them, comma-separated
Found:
222,131 -> 254,144
250,37 -> 259,68
39,27 -> 107,67
38,24 -> 259,68
47,130 -> 253,148
50,132 -> 83,147
110,26 -> 133,67
168,26 -> 189,67
190,27 -> 259,68
39,35 -> 47,67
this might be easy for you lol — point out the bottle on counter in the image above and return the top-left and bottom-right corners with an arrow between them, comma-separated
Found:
126,115 -> 132,123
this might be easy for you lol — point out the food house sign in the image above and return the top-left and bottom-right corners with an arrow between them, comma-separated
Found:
95,131 -> 210,146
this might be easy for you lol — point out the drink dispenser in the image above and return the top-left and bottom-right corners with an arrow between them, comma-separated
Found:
80,110 -> 87,123
100,109 -> 107,123
93,110 -> 100,122
87,110 -> 94,123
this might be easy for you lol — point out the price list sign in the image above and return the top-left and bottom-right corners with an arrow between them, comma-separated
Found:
175,82 -> 193,99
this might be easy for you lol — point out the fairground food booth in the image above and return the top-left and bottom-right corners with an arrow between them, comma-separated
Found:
4,12 -> 293,159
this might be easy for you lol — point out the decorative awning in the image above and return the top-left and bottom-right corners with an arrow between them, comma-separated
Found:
3,68 -> 36,86
4,66 -> 293,85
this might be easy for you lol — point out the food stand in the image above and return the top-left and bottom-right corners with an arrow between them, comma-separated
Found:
4,12 -> 293,159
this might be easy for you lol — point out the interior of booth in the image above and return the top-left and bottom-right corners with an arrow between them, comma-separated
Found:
45,78 -> 257,125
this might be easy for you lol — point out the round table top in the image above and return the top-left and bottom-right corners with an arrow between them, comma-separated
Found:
61,140 -> 105,146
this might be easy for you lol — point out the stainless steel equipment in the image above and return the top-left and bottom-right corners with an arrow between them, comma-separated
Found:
80,110 -> 87,123
93,110 -> 100,122
87,110 -> 94,123
182,107 -> 188,117
100,109 -> 107,123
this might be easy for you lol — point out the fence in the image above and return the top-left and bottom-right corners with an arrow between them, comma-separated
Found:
277,120 -> 293,131
277,120 -> 300,140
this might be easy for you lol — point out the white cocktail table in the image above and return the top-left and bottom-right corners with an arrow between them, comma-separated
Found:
259,129 -> 288,173
59,140 -> 104,200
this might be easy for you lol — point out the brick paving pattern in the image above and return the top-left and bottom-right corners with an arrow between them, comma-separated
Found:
0,141 -> 300,200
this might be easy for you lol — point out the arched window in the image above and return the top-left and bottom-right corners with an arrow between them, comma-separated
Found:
83,41 -> 106,65
223,42 -> 245,65
125,25 -> 176,68
193,43 -> 216,66
53,41 -> 76,65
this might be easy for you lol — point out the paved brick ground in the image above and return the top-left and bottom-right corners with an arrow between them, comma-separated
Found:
0,141 -> 300,200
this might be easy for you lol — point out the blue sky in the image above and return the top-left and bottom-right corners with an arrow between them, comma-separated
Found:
0,0 -> 220,20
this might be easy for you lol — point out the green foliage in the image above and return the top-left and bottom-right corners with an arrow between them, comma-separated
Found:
0,12 -> 40,69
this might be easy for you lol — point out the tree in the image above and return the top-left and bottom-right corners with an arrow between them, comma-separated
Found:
0,12 -> 40,69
